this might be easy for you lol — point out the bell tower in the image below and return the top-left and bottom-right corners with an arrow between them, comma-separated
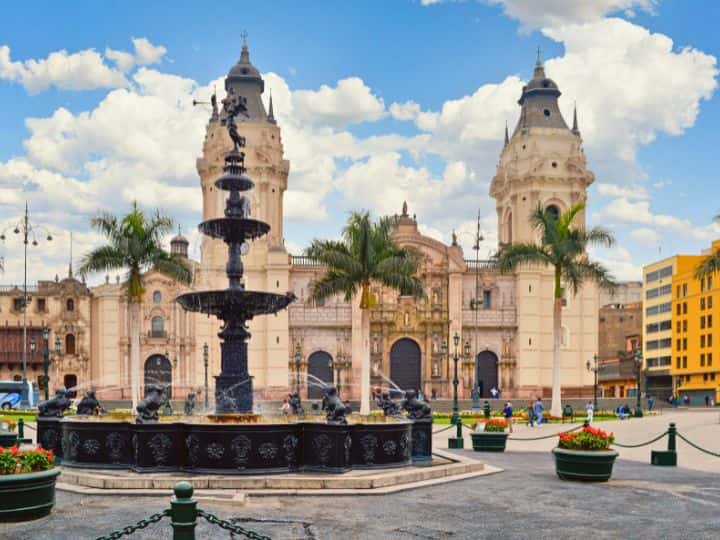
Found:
195,37 -> 291,396
489,54 -> 597,398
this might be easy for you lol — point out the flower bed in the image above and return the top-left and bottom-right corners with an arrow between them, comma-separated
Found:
470,419 -> 509,452
0,446 -> 60,522
553,426 -> 618,482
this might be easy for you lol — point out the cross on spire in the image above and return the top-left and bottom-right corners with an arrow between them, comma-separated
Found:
241,30 -> 249,46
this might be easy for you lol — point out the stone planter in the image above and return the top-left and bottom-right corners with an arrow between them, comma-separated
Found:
552,447 -> 618,482
0,468 -> 61,522
471,431 -> 508,452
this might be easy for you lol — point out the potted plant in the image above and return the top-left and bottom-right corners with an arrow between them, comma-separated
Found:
0,419 -> 18,447
470,418 -> 509,452
0,446 -> 60,522
552,425 -> 618,482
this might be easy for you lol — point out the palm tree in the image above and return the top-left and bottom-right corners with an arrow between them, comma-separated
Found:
307,211 -> 424,415
497,201 -> 615,417
695,213 -> 720,280
78,202 -> 191,409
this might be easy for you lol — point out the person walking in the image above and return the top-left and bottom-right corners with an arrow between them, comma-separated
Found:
647,395 -> 654,411
280,398 -> 290,416
585,400 -> 594,423
502,401 -> 514,433
490,387 -> 499,399
527,401 -> 535,427
532,398 -> 544,427
705,395 -> 710,407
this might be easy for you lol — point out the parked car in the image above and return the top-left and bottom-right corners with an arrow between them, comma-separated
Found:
0,380 -> 37,409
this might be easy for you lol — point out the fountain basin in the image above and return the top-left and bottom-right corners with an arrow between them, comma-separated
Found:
37,416 -> 423,474
198,218 -> 270,241
175,289 -> 295,318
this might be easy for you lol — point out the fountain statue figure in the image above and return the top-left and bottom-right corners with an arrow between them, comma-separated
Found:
136,384 -> 164,424
38,388 -> 71,418
289,392 -> 304,415
176,102 -> 295,414
322,386 -> 350,425
184,392 -> 196,416
402,389 -> 432,420
76,390 -> 104,415
376,391 -> 402,417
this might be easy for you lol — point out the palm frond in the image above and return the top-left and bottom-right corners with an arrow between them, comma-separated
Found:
77,246 -> 127,278
310,272 -> 358,303
152,251 -> 192,284
695,249 -> 720,280
582,226 -> 615,248
496,242 -> 551,274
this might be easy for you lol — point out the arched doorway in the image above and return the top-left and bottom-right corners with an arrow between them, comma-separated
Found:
64,374 -> 78,399
145,354 -> 172,399
390,338 -> 421,395
475,350 -> 499,398
307,351 -> 333,399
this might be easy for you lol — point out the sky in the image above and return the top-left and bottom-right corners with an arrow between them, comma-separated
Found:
0,0 -> 719,285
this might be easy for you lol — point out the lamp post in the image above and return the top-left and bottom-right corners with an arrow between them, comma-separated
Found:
294,342 -> 302,396
41,327 -> 51,401
586,354 -> 599,413
202,342 -> 209,410
29,337 -> 37,404
448,333 -> 466,449
335,352 -> 352,395
54,337 -> 61,396
1,203 -> 53,409
633,346 -> 643,417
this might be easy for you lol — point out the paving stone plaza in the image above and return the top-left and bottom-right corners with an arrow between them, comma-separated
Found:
1,410 -> 719,539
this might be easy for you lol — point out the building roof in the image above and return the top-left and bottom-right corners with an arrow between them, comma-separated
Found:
223,40 -> 270,123
512,55 -> 571,136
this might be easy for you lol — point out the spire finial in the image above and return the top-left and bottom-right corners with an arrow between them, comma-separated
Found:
536,46 -> 542,66
533,46 -> 545,79
241,30 -> 249,47
504,121 -> 509,147
68,231 -> 73,278
572,101 -> 580,136
451,229 -> 458,246
402,201 -> 408,217
239,31 -> 250,63
268,89 -> 276,124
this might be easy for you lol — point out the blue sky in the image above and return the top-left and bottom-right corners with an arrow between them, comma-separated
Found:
0,0 -> 718,284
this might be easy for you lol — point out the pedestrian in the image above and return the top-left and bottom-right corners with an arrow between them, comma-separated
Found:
483,400 -> 491,419
684,395 -> 690,406
705,395 -> 710,407
647,395 -> 654,411
532,397 -> 544,426
280,398 -> 290,416
502,401 -> 513,433
527,401 -> 535,427
585,400 -> 594,423
490,387 -> 499,399
418,389 -> 425,401
430,388 -> 437,400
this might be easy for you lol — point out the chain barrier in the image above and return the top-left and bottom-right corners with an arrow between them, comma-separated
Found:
507,423 -> 584,441
433,424 -> 457,434
612,431 -> 667,448
94,509 -> 170,540
197,509 -> 272,540
676,432 -> 720,457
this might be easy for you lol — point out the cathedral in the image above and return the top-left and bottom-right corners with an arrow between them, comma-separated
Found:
0,44 -> 597,402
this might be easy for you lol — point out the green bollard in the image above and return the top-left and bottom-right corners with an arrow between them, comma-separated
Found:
170,481 -> 197,539
651,422 -> 677,466
18,418 -> 24,441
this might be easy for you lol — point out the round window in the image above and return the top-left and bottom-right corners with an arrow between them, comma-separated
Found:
543,109 -> 551,117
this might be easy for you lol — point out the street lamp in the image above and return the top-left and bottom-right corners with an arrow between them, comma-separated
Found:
54,337 -> 61,397
203,342 -> 209,410
41,327 -> 51,401
586,354 -> 599,412
29,338 -> 36,399
294,342 -> 302,396
1,203 -> 53,409
633,347 -> 643,417
448,332 -> 464,449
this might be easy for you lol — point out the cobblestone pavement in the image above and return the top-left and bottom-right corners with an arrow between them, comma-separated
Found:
4,411 -> 720,539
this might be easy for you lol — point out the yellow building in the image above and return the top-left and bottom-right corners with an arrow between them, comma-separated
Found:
642,258 -> 675,399
671,239 -> 720,404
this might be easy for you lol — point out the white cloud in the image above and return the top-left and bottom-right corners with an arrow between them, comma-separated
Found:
590,245 -> 642,281
596,183 -> 648,199
483,0 -> 657,31
105,48 -> 135,72
291,77 -> 385,127
629,227 -> 660,244
132,37 -> 167,66
0,45 -> 127,94
390,100 -> 422,121
652,179 -> 671,189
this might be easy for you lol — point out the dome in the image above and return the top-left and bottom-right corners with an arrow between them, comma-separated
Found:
226,44 -> 264,92
171,233 -> 189,245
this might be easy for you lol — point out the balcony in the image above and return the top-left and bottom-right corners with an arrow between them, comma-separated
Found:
289,304 -> 351,327
147,330 -> 167,339
462,307 -> 516,327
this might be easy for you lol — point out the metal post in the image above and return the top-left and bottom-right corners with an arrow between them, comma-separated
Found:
18,418 -> 24,441
20,206 -> 29,409
593,354 -> 598,413
667,422 -> 676,452
634,347 -> 643,417
448,333 -> 463,449
203,343 -> 209,410
42,329 -> 50,402
170,481 -> 197,539
294,342 -> 302,396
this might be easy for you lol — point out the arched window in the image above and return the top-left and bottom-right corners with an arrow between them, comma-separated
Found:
153,291 -> 162,304
546,204 -> 560,220
151,316 -> 164,337
65,334 -> 76,355
66,298 -> 75,311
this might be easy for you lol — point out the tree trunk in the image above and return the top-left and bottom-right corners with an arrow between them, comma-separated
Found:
551,268 -> 563,418
130,301 -> 141,411
359,307 -> 371,416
